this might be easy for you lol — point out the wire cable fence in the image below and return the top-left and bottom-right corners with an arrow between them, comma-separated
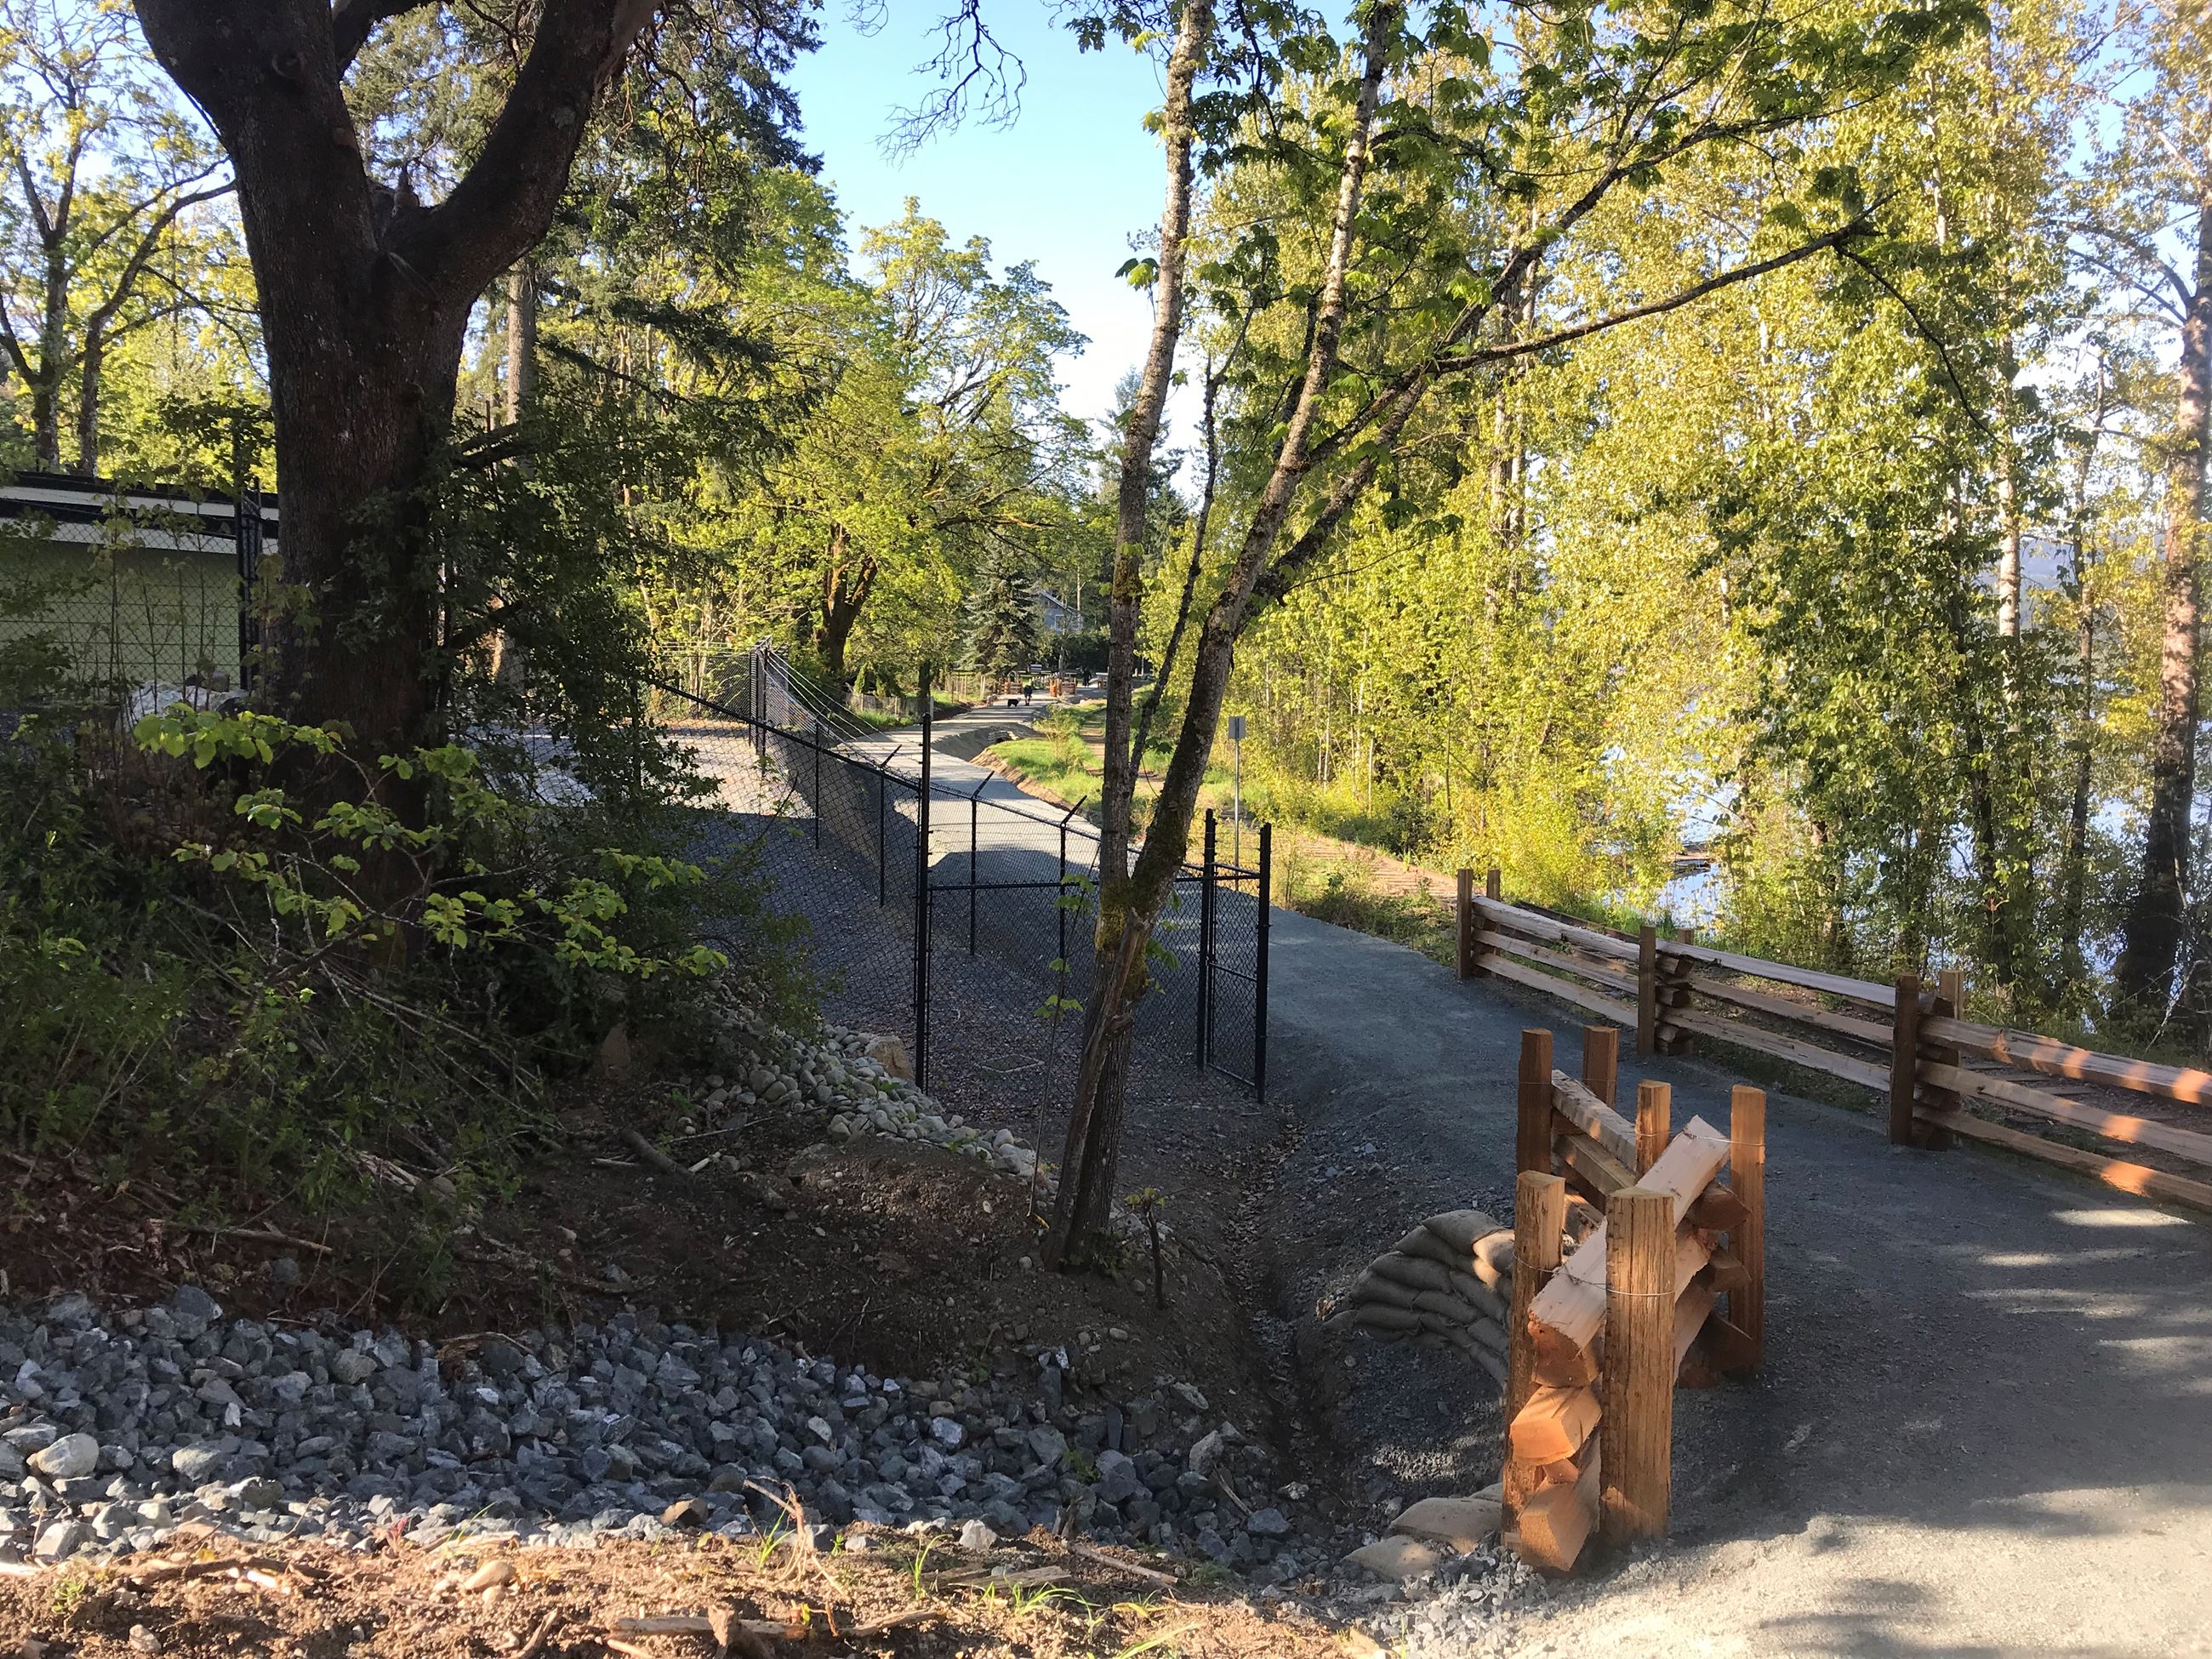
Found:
646,676 -> 1269,1096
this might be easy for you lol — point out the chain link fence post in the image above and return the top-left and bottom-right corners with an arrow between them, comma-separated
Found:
1197,807 -> 1217,1069
913,704 -> 932,1092
1255,822 -> 1271,1097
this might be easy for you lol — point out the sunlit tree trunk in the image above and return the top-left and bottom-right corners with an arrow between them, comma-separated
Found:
2115,201 -> 2211,1012
1052,0 -> 1390,1268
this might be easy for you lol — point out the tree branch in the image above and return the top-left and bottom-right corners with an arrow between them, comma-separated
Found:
332,0 -> 437,73
402,0 -> 657,303
1434,215 -> 1875,373
1832,242 -> 1996,439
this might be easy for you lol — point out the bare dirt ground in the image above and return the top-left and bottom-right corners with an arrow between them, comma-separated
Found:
0,1528 -> 1358,1658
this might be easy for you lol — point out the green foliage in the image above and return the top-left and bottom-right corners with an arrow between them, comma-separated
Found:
0,670 -> 786,1223
966,561 -> 1041,681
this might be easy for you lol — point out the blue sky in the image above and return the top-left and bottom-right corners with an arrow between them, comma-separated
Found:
786,3 -> 1170,430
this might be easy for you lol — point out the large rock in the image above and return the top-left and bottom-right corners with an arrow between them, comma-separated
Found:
1093,1450 -> 1143,1506
863,1035 -> 914,1082
1388,1494 -> 1502,1553
1246,1506 -> 1292,1538
172,1444 -> 227,1485
27,1433 -> 99,1481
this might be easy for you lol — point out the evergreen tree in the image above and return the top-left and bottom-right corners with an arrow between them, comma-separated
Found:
968,562 -> 1040,681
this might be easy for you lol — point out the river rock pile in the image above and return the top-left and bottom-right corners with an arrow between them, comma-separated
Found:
0,1290 -> 1303,1574
682,1007 -> 1047,1188
1321,1211 -> 1516,1387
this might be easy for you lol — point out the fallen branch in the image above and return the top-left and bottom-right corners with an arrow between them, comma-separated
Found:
844,1608 -> 937,1637
514,1610 -> 562,1659
610,1614 -> 788,1638
619,1126 -> 688,1177
128,1555 -> 290,1588
1064,1542 -> 1178,1586
170,1223 -> 334,1255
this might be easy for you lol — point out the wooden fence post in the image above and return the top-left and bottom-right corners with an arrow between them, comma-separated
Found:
1599,1186 -> 1674,1545
1517,1029 -> 1556,1176
1634,1080 -> 1671,1176
1925,970 -> 1964,1151
1503,1170 -> 1568,1530
1580,1024 -> 1620,1109
1457,868 -> 1476,980
1636,925 -> 1658,1055
1728,1084 -> 1766,1371
1889,973 -> 1922,1147
1655,930 -> 1696,1055
1486,867 -> 1502,904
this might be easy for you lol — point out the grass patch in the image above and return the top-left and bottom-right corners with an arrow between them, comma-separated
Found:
1276,852 -> 1455,966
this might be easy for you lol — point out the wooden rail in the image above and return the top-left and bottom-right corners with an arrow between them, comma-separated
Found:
1455,868 -> 2212,1216
1502,1028 -> 1765,1572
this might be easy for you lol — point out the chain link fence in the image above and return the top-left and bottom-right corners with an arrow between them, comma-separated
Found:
0,476 -> 272,708
647,676 -> 1269,1096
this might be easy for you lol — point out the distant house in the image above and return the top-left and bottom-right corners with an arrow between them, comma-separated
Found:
0,470 -> 276,693
1032,587 -> 1081,637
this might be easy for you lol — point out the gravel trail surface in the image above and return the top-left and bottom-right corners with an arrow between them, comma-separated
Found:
1264,906 -> 2212,1657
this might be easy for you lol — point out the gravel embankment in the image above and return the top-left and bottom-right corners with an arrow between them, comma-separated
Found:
0,1018 -> 1315,1578
0,1278 -> 1313,1575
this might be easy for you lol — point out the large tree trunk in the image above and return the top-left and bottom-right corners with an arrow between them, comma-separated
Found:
505,258 -> 538,425
2115,202 -> 2211,1012
1051,0 -> 1392,1267
812,527 -> 873,684
76,331 -> 104,477
132,0 -> 648,758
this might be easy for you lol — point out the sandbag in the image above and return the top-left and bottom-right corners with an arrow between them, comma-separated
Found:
1393,1225 -> 1472,1274
1465,1316 -> 1508,1357
1411,1289 -> 1485,1326
1366,1252 -> 1456,1295
1421,1209 -> 1505,1254
1445,1269 -> 1508,1324
1348,1267 -> 1424,1311
1470,1230 -> 1515,1287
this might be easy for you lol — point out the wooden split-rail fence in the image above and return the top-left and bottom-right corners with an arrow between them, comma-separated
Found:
1501,1025 -> 1766,1574
1453,868 -> 2212,1214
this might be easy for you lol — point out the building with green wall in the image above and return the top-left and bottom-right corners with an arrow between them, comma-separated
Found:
0,472 -> 276,694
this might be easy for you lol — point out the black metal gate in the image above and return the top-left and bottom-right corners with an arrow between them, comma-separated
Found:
654,681 -> 1269,1097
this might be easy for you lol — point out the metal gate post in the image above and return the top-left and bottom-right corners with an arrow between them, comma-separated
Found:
969,778 -> 985,955
1255,822 -> 1271,1097
1196,808 -> 1217,1069
812,717 -> 823,848
875,756 -> 889,907
914,708 -> 932,1091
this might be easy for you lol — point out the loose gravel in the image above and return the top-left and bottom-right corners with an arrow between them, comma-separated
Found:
0,1280 -> 1329,1576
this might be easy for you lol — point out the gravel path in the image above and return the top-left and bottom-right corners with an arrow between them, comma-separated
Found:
1263,906 -> 2212,1656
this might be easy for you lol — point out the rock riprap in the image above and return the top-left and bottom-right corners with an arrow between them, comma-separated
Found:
0,1288 -> 1300,1573
678,1013 -> 1047,1188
